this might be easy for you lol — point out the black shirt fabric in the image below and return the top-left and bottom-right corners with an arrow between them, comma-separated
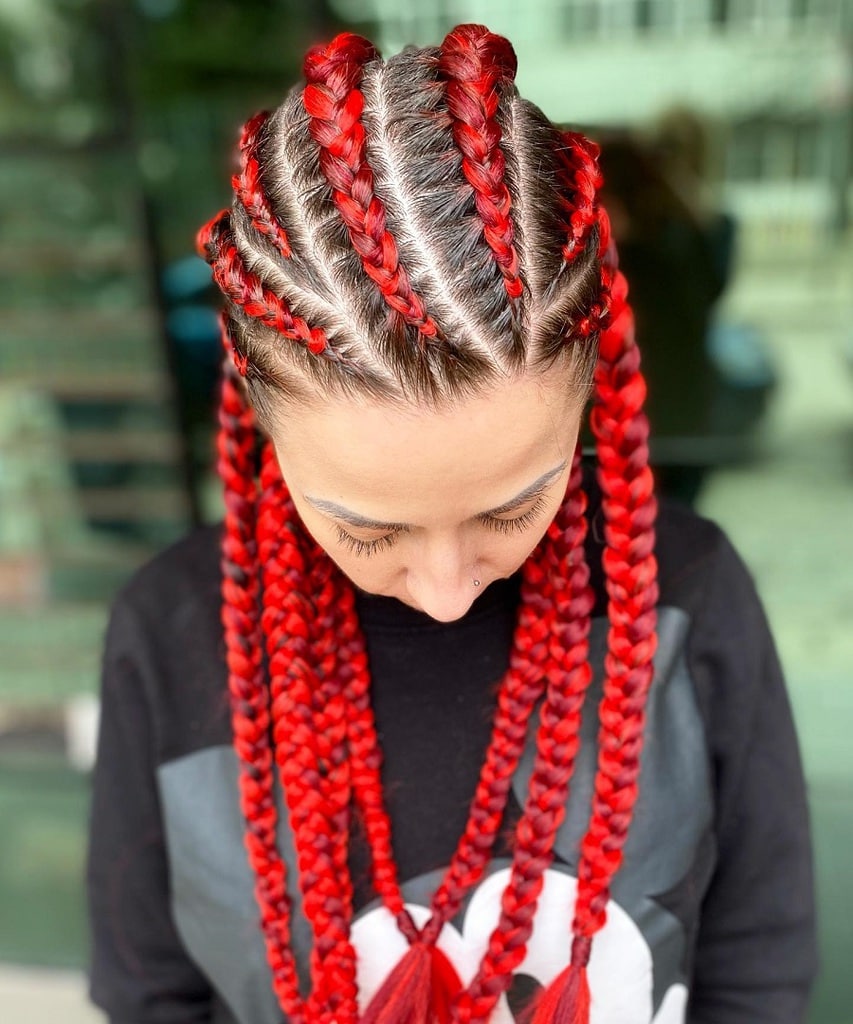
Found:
87,470 -> 817,1024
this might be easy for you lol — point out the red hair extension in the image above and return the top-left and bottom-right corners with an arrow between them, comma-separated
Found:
450,453 -> 594,1023
310,478 -> 569,1022
555,132 -> 605,264
257,446 -> 359,1024
301,33 -> 442,343
529,950 -> 591,1024
574,264 -> 658,932
197,209 -> 334,358
359,942 -> 463,1024
330,580 -> 416,939
215,326 -> 307,1024
349,516 -> 567,1022
526,216 -> 658,1024
420,554 -> 555,937
233,110 -> 292,258
437,24 -> 523,303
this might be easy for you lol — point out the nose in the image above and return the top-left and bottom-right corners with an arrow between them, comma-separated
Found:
406,535 -> 479,623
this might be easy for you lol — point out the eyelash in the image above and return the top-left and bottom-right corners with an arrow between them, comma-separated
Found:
334,527 -> 400,558
334,495 -> 549,558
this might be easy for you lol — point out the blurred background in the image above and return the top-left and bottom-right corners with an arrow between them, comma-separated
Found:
0,0 -> 850,1020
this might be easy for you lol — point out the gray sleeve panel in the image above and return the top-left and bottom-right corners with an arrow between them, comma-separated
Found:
157,748 -> 289,1024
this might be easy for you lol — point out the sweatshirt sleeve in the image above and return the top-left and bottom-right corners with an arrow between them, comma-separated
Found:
87,590 -> 214,1023
686,532 -> 818,1023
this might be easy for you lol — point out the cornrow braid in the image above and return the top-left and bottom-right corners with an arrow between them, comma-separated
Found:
197,210 -> 338,360
438,24 -> 523,305
234,110 -> 292,258
302,33 -> 442,344
556,131 -> 604,263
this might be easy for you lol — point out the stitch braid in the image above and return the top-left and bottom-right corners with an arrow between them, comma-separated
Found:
216,323 -> 307,1023
197,210 -> 335,358
302,33 -> 442,342
438,24 -> 523,303
452,450 -> 595,1023
209,26 -> 660,1024
233,110 -> 292,257
556,132 -> 604,264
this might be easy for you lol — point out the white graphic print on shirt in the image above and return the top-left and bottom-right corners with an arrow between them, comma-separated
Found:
351,869 -> 688,1024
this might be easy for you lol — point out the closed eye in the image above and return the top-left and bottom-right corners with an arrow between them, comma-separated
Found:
333,494 -> 552,558
334,525 -> 404,558
478,495 -> 549,534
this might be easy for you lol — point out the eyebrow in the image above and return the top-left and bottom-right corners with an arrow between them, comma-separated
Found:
304,459 -> 569,531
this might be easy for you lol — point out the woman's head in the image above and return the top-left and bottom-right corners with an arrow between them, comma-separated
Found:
201,23 -> 658,1024
199,24 -> 613,615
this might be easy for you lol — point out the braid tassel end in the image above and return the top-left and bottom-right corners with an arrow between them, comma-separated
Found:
530,962 -> 590,1024
360,942 -> 462,1024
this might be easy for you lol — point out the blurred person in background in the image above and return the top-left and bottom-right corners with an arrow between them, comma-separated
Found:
86,24 -> 816,1024
597,111 -> 737,507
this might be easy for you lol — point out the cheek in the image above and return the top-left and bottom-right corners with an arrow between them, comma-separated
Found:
326,548 -> 405,594
480,525 -> 550,579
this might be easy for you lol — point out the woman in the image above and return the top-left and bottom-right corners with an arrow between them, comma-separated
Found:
87,25 -> 816,1024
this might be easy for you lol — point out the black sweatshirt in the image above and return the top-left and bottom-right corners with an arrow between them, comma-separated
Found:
87,471 -> 817,1024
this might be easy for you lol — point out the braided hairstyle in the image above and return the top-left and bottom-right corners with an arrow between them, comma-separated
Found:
200,24 -> 658,1024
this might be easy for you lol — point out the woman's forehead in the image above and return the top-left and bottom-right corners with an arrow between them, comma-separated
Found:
271,370 -> 582,522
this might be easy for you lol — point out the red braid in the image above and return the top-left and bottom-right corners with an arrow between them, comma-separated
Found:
452,453 -> 594,1022
575,257 -> 658,933
317,484 -> 571,1023
302,33 -> 442,343
216,324 -> 307,1024
421,555 -> 559,936
526,219 -> 658,1024
334,585 -> 417,938
257,447 -> 359,1024
197,210 -> 334,358
233,110 -> 292,257
335,487 -> 570,938
556,131 -> 604,263
437,24 -> 523,304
